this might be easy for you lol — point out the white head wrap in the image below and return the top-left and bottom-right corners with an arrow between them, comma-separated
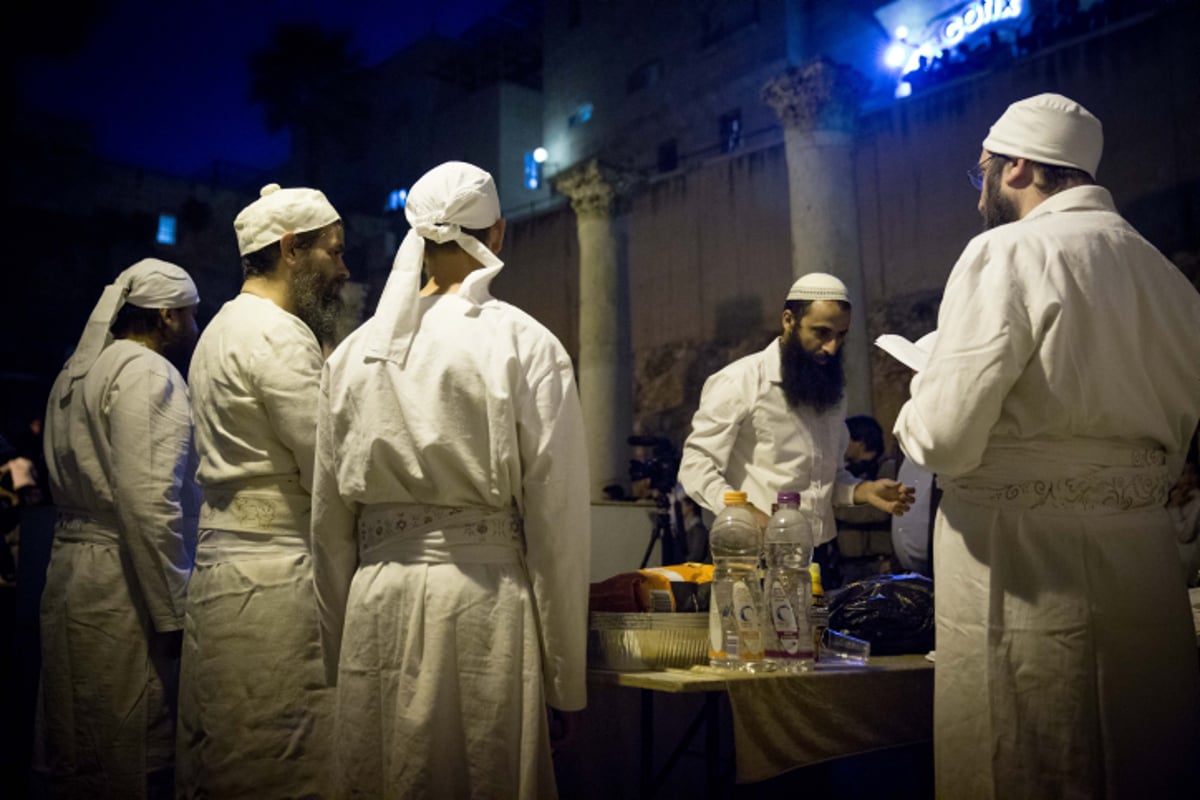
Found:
234,183 -> 341,256
982,93 -> 1103,177
786,272 -> 850,303
364,161 -> 503,364
67,258 -> 199,378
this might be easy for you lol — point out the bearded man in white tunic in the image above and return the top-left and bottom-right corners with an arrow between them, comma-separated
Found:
678,273 -> 914,574
894,93 -> 1200,798
178,184 -> 348,798
311,161 -> 590,799
40,259 -> 201,799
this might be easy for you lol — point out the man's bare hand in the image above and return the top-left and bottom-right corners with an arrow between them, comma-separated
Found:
747,504 -> 771,530
854,479 -> 915,516
549,707 -> 583,754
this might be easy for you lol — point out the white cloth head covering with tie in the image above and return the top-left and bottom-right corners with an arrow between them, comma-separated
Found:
365,161 -> 503,364
234,183 -> 341,256
67,258 -> 199,378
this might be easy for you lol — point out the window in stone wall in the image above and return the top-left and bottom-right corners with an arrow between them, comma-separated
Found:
627,59 -> 663,94
719,109 -> 742,154
702,0 -> 760,48
568,102 -> 594,128
657,139 -> 678,173
156,214 -> 177,246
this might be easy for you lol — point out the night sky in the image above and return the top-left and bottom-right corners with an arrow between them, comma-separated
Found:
13,0 -> 508,177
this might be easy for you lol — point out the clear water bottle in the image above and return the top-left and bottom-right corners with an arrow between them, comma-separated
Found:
708,491 -> 772,671
764,492 -> 815,671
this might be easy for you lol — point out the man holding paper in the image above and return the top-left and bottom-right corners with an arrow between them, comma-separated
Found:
894,93 -> 1200,798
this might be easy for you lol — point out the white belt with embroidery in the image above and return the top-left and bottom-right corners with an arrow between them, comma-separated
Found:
199,475 -> 311,536
357,502 -> 524,565
943,437 -> 1171,513
54,507 -> 120,545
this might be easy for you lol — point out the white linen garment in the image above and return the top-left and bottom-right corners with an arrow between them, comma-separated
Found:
40,339 -> 199,799
895,185 -> 1200,798
312,271 -> 590,799
678,338 -> 859,543
178,293 -> 332,799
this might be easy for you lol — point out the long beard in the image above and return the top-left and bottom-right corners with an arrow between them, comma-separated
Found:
290,263 -> 344,345
779,334 -> 844,413
981,168 -> 1020,230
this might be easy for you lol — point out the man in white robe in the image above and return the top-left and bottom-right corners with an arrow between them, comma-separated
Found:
895,93 -> 1200,798
311,161 -> 590,799
178,183 -> 348,798
40,258 -> 201,799
678,273 -> 914,576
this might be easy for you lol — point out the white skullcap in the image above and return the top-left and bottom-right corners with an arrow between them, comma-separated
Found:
234,183 -> 341,256
982,93 -> 1103,178
365,161 -> 504,364
67,258 -> 200,378
787,272 -> 850,303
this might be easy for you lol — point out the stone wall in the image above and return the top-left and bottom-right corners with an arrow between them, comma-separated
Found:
505,5 -> 1200,469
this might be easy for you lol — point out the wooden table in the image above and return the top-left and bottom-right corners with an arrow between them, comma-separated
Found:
584,655 -> 934,797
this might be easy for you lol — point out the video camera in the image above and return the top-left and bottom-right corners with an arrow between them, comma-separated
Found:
627,435 -> 680,496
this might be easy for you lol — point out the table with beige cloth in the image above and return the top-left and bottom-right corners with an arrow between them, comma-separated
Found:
582,654 -> 933,795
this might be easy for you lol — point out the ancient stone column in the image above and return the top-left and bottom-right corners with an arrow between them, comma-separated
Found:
555,160 -> 638,500
762,57 -> 873,415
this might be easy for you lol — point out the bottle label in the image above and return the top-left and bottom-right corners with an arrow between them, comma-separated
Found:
731,580 -> 764,661
769,582 -> 800,654
708,600 -> 725,658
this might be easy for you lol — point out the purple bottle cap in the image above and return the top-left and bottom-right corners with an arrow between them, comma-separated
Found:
776,491 -> 800,506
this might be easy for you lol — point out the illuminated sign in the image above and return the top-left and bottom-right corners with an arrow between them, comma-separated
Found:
877,0 -> 1026,95
938,0 -> 1022,47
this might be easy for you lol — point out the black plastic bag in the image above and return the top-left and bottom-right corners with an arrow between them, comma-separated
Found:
828,573 -> 934,655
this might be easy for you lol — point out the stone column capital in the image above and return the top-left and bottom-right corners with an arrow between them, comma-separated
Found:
554,159 -> 640,219
761,56 -> 870,134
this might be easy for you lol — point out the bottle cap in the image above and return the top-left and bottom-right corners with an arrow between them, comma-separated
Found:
722,491 -> 749,506
776,491 -> 800,506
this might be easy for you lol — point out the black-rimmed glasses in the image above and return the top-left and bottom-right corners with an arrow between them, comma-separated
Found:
967,155 -> 1001,191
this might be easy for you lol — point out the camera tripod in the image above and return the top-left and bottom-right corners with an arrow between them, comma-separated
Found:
639,491 -> 675,569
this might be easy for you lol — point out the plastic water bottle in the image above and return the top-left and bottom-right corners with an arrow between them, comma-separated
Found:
764,492 -> 815,671
708,491 -> 771,671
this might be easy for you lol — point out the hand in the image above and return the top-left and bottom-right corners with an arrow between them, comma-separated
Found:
548,707 -> 583,753
854,479 -> 915,516
7,458 -> 37,491
747,504 -> 771,530
1168,465 -> 1197,508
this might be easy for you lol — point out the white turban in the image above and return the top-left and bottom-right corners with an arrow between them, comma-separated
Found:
67,258 -> 200,378
234,183 -> 341,256
365,161 -> 503,364
786,272 -> 850,303
982,93 -> 1103,178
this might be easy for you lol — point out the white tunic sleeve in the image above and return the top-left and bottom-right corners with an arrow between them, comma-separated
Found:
105,355 -> 196,632
517,351 -> 591,712
311,364 -> 359,685
678,369 -> 749,513
254,324 -> 324,491
895,236 -> 1037,477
